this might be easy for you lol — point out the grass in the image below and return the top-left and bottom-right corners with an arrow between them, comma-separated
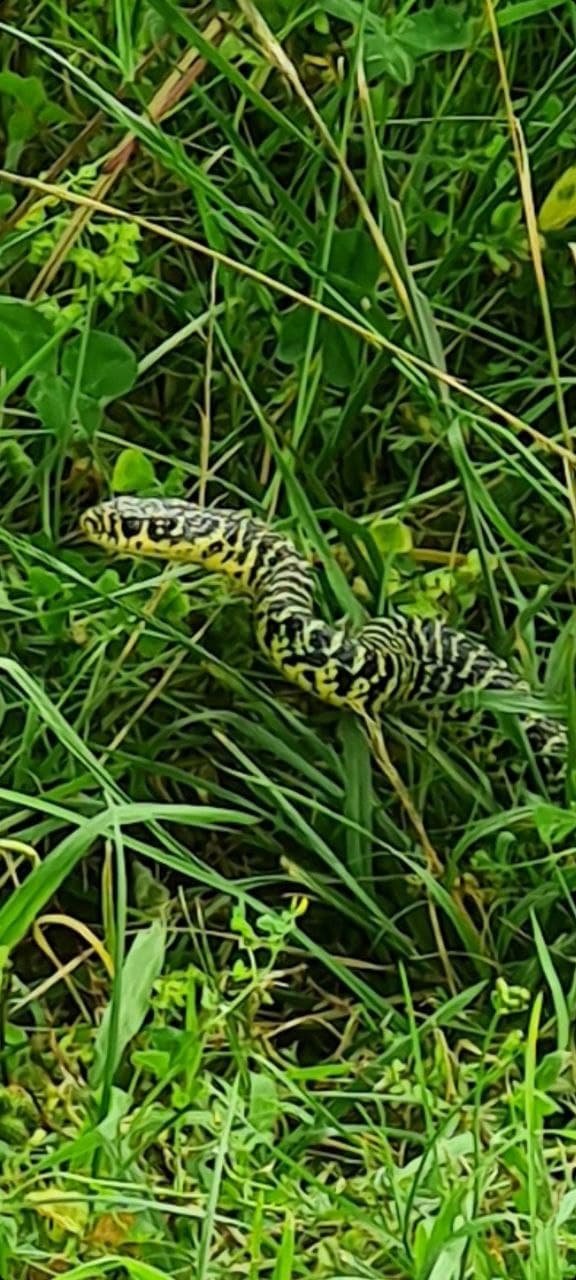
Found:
1,0 -> 576,1276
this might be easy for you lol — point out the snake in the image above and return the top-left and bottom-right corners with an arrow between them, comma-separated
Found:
80,496 -> 567,783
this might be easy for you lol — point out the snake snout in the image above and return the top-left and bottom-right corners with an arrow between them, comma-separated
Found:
79,501 -> 122,545
79,507 -> 102,536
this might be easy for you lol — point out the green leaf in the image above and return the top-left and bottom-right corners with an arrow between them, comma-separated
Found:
62,330 -> 138,400
0,70 -> 46,110
163,465 -> 186,496
399,4 -> 472,54
272,1214 -> 295,1280
428,1239 -> 467,1280
0,440 -> 34,478
28,373 -> 72,434
91,919 -> 166,1085
539,166 -> 576,230
370,518 -> 413,555
532,803 -> 576,844
95,568 -> 121,595
492,200 -> 522,232
157,580 -> 190,624
556,1187 -> 576,1227
0,298 -> 55,375
249,1072 -> 280,1134
8,107 -> 36,147
50,1258 -> 177,1279
26,1189 -> 89,1235
532,910 -> 570,1053
535,1049 -> 569,1090
115,0 -> 137,81
136,634 -> 165,659
133,859 -> 171,912
276,307 -> 306,365
498,0 -> 566,26
112,447 -> 157,493
131,1048 -> 171,1077
322,323 -> 361,389
0,817 -> 113,950
328,228 -> 381,295
364,35 -> 415,86
544,614 -> 576,697
77,393 -> 102,437
27,568 -> 62,600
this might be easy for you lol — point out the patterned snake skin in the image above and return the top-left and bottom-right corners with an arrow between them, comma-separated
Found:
80,497 -> 567,777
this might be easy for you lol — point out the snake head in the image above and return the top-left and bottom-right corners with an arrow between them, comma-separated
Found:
80,496 -> 225,559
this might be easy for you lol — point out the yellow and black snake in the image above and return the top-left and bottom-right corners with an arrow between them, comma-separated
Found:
81,496 -> 567,780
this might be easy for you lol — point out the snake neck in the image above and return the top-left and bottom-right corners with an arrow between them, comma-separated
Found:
177,511 -> 316,610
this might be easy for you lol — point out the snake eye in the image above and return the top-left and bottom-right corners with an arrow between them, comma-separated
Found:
121,517 -> 142,538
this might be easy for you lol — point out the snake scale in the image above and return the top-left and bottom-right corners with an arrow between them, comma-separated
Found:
80,497 -> 567,781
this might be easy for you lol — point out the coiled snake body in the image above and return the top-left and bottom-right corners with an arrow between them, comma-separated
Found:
81,497 -> 567,779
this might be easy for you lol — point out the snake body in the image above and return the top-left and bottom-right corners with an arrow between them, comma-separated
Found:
80,497 -> 567,775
